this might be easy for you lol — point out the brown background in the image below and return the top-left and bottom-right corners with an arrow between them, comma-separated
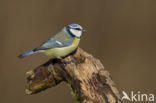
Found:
0,0 -> 156,103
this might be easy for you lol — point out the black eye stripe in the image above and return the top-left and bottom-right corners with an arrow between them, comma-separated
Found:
73,28 -> 81,31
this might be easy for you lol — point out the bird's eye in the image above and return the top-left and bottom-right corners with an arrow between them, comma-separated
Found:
74,28 -> 81,31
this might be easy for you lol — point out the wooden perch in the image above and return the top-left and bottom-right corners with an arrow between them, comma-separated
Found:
25,48 -> 122,103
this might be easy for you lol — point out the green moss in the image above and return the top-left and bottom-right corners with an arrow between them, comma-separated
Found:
31,82 -> 48,91
67,83 -> 80,103
28,79 -> 56,93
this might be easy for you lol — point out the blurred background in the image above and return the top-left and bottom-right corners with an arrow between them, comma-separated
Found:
0,0 -> 156,103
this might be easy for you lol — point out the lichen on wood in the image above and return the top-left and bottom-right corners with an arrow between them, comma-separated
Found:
25,48 -> 122,103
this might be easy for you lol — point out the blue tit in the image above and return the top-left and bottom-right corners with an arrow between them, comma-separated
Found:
18,24 -> 85,59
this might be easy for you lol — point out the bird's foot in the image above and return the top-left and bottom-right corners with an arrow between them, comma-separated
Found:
62,59 -> 77,64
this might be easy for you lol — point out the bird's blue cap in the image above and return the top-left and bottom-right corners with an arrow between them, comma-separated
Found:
69,24 -> 80,28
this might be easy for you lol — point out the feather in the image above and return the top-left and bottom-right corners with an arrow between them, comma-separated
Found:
34,30 -> 74,51
18,50 -> 36,58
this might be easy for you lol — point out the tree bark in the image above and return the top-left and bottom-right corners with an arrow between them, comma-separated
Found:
25,48 -> 122,103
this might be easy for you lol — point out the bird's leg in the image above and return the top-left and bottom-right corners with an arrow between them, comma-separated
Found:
56,57 -> 72,64
69,57 -> 77,64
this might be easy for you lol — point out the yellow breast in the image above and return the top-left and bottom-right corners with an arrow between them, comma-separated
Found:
44,37 -> 80,58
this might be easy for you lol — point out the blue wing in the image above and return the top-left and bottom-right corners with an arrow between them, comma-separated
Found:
18,31 -> 74,58
34,31 -> 74,51
34,38 -> 73,51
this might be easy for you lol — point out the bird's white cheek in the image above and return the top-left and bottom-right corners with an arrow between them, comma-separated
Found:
70,29 -> 82,37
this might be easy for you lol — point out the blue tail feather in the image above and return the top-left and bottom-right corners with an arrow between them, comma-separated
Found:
18,50 -> 35,59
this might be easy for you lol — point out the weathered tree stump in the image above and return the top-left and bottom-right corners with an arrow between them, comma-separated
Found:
25,48 -> 122,103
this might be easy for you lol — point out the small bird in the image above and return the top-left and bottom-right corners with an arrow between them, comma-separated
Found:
18,24 -> 85,59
